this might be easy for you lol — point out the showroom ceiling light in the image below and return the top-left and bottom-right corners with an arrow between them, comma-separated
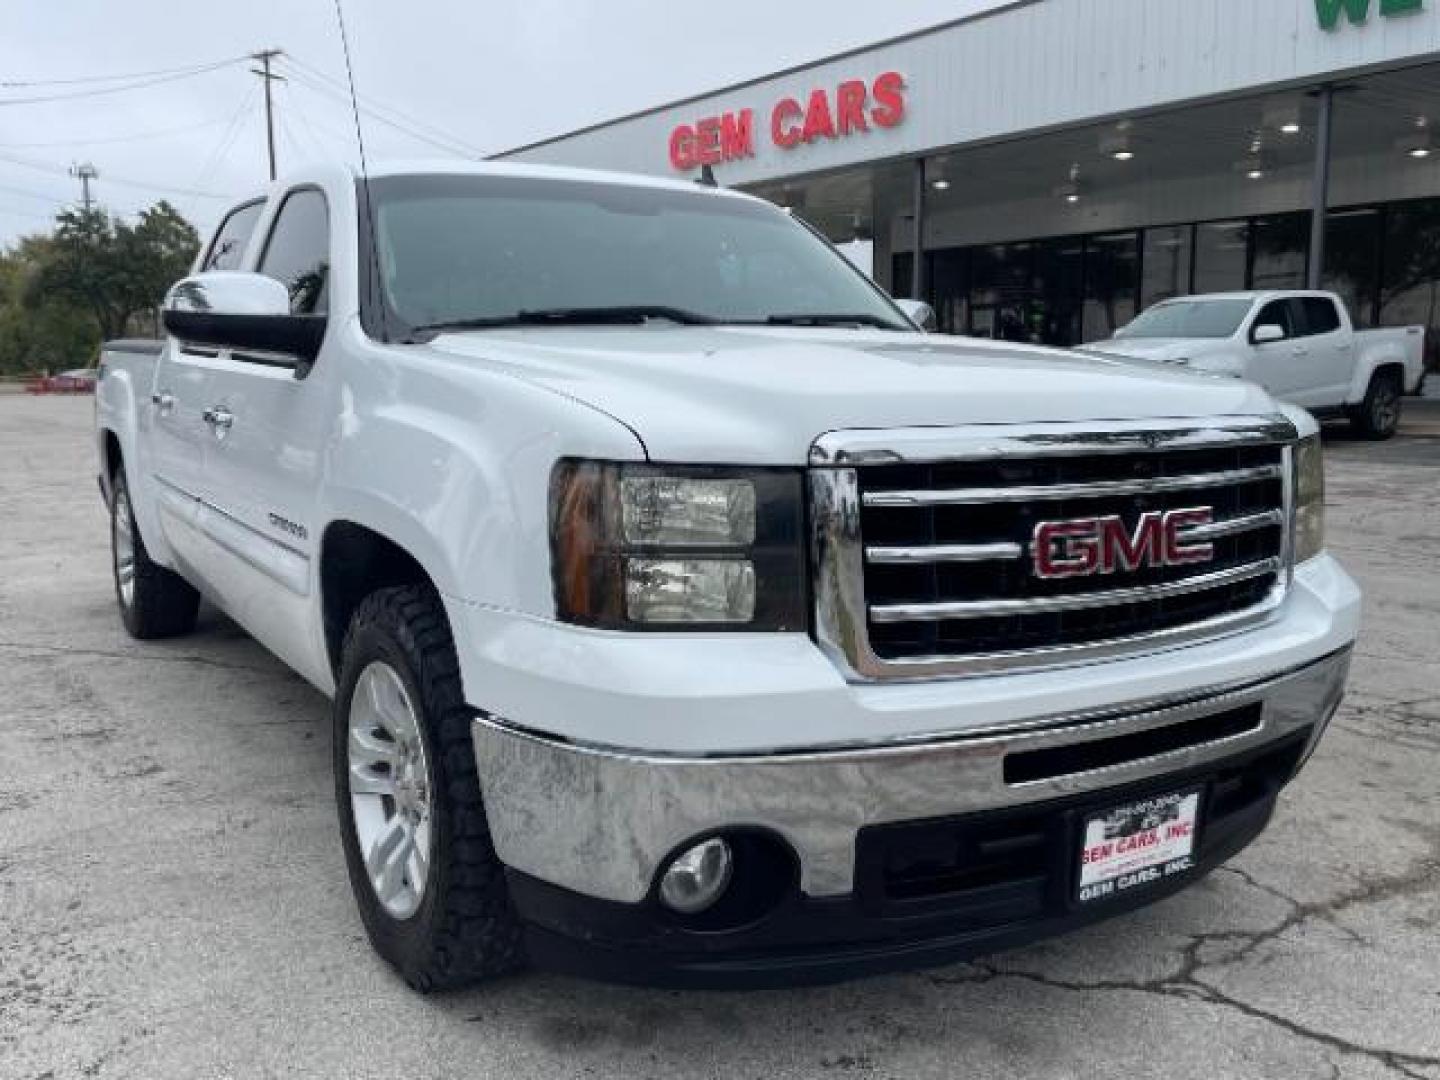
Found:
1262,99 -> 1302,137
932,178 -> 951,190
1101,131 -> 1135,161
1055,164 -> 1083,203
1395,131 -> 1432,159
1234,153 -> 1269,181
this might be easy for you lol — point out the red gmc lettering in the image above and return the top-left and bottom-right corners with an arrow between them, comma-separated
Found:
1098,514 -> 1164,573
1164,507 -> 1216,565
1033,520 -> 1100,578
1032,507 -> 1217,579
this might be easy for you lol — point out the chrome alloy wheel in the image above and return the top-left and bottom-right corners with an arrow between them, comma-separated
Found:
347,661 -> 433,920
113,486 -> 136,610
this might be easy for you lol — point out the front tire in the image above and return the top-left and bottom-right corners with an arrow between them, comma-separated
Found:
110,470 -> 200,639
333,584 -> 525,991
1350,371 -> 1403,440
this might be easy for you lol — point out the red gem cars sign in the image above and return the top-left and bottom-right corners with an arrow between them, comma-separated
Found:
668,72 -> 906,172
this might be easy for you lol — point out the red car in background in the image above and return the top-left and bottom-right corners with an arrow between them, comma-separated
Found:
26,368 -> 98,394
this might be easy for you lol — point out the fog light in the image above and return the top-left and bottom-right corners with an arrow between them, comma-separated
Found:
659,838 -> 733,914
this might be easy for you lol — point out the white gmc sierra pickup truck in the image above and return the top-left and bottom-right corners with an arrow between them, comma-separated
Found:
95,163 -> 1359,991
1093,290 -> 1426,440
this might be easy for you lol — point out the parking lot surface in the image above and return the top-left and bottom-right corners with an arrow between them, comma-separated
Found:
2,394 -> 1437,1080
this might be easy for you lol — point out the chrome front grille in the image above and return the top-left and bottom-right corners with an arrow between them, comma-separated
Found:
810,416 -> 1297,682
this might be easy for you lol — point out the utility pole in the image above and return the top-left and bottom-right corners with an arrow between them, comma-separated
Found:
251,48 -> 285,182
69,162 -> 98,212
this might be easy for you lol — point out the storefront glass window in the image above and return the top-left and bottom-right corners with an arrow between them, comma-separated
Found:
929,248 -> 969,334
969,242 -> 1037,341
1082,232 -> 1139,343
1251,213 -> 1309,291
1194,220 -> 1249,295
1035,237 -> 1085,346
1323,209 -> 1382,328
1141,225 -> 1193,308
1381,198 -> 1440,371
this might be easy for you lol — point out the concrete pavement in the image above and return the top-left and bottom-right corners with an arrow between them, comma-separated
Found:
1,394 -> 1436,1080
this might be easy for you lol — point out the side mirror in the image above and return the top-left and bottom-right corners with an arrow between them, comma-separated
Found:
895,298 -> 937,331
162,272 -> 326,370
1252,323 -> 1286,344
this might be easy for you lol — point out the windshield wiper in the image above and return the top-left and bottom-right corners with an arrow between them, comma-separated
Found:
764,312 -> 901,329
410,305 -> 716,336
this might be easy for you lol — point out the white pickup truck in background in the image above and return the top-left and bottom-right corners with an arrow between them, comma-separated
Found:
1092,290 -> 1425,439
95,163 -> 1358,992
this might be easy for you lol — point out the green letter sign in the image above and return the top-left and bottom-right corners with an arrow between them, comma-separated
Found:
1317,0 -> 1424,29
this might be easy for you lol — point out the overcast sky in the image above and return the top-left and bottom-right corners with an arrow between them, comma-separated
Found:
0,0 -> 961,246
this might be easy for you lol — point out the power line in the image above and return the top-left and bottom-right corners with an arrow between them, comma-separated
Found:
0,180 -> 67,205
184,87 -> 262,221
283,68 -> 475,157
0,56 -> 249,88
0,149 -> 234,200
0,58 -> 244,106
0,205 -> 57,223
0,115 -> 234,150
281,54 -> 484,156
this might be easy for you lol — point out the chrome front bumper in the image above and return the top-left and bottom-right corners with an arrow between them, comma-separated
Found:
470,648 -> 1350,905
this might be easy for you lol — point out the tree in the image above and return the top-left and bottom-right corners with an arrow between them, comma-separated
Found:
26,200 -> 200,343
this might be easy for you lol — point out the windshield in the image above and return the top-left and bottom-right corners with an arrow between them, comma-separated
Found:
365,174 -> 910,335
1115,298 -> 1254,340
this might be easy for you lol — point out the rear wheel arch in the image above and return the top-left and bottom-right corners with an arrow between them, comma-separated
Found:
1369,362 -> 1406,390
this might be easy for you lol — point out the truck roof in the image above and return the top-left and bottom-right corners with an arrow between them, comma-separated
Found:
222,159 -> 757,210
1156,290 -> 1337,304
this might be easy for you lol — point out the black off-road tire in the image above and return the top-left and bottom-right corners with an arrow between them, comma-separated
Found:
333,584 -> 526,991
1350,371 -> 1403,440
110,470 -> 200,639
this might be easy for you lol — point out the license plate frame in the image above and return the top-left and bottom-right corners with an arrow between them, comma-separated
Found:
1075,789 -> 1201,905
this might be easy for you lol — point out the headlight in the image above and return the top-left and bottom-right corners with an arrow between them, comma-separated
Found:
1293,434 -> 1324,563
549,461 -> 806,630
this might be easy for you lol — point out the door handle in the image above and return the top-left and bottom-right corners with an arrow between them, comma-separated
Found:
151,391 -> 175,414
202,406 -> 234,431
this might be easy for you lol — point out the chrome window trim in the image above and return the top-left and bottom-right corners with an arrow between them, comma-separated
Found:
809,414 -> 1299,683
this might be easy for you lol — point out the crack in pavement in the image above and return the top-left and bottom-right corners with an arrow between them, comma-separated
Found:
0,640 -> 278,675
920,848 -> 1440,1079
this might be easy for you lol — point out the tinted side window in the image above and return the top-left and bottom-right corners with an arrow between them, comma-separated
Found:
1299,297 -> 1342,336
1252,300 -> 1292,341
258,189 -> 330,315
203,201 -> 265,272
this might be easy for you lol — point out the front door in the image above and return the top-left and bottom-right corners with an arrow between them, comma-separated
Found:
189,187 -> 335,689
1246,298 -> 1305,399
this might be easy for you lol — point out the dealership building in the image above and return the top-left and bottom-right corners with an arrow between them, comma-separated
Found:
499,0 -> 1440,364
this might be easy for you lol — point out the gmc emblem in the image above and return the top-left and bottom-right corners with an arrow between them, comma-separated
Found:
1032,507 -> 1215,579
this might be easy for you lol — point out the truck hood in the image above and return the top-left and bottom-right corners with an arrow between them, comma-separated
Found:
1088,337 -> 1223,363
425,326 -> 1278,463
